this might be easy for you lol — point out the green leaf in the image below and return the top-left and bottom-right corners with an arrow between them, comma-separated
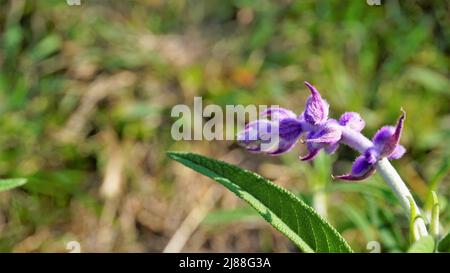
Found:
408,196 -> 422,243
407,235 -> 435,253
167,151 -> 352,253
0,178 -> 28,192
437,233 -> 450,253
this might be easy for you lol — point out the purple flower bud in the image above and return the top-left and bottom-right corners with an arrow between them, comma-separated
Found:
303,82 -> 329,125
339,112 -> 365,132
372,111 -> 405,158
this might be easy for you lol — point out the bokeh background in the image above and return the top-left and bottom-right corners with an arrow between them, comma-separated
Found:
0,0 -> 448,252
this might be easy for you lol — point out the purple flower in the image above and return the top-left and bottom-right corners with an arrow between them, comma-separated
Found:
237,81 -> 407,181
333,110 -> 406,181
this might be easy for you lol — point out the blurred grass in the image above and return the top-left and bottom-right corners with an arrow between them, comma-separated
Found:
0,0 -> 448,252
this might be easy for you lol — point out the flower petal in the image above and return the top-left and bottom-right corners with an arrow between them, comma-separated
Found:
339,112 -> 365,132
388,145 -> 406,160
267,118 -> 303,155
351,156 -> 374,176
305,121 -> 342,145
372,111 -> 405,158
279,118 -> 303,140
236,119 -> 274,153
372,126 -> 394,145
260,107 -> 297,120
237,116 -> 303,155
333,155 -> 376,181
363,147 -> 379,164
303,81 -> 329,125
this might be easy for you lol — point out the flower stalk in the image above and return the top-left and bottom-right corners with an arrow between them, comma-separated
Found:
377,159 -> 428,238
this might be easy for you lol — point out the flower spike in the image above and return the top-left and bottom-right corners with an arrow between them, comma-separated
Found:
236,88 -> 427,235
237,82 -> 407,183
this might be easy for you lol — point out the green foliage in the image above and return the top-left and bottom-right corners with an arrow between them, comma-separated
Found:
24,170 -> 86,198
407,236 -> 435,253
437,233 -> 450,253
167,151 -> 352,253
425,156 -> 450,211
430,191 -> 440,237
0,178 -> 27,192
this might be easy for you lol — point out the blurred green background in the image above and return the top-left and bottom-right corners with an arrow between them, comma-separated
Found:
0,0 -> 448,252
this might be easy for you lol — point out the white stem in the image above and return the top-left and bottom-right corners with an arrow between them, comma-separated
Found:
313,190 -> 328,219
376,158 -> 428,237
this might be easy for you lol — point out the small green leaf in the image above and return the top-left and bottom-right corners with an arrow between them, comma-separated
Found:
0,178 -> 28,192
167,151 -> 352,253
430,191 -> 440,238
408,196 -> 422,242
438,233 -> 450,253
407,235 -> 435,253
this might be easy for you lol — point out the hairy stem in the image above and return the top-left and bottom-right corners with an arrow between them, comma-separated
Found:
375,158 -> 428,237
340,127 -> 429,237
